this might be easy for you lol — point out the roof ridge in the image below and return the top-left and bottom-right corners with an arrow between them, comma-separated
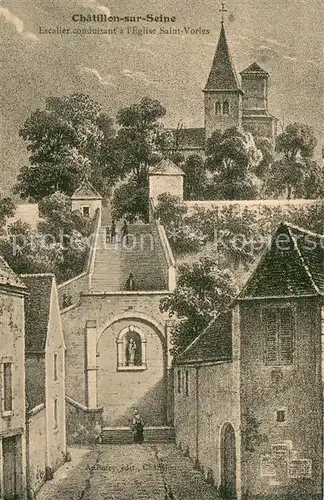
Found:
286,225 -> 320,294
283,221 -> 324,240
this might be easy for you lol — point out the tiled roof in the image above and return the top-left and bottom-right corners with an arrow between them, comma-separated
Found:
150,159 -> 185,176
239,222 -> 324,299
71,179 -> 102,200
175,311 -> 232,365
168,127 -> 205,150
0,256 -> 26,290
204,24 -> 241,92
240,62 -> 269,75
21,274 -> 54,353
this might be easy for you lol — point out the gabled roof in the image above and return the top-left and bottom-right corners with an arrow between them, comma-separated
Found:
21,274 -> 55,353
175,311 -> 232,365
71,179 -> 102,200
240,62 -> 269,76
239,222 -> 324,300
150,158 -> 185,176
0,256 -> 26,291
204,23 -> 242,92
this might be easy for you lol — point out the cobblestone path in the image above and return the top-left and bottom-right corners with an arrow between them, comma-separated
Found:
36,444 -> 220,500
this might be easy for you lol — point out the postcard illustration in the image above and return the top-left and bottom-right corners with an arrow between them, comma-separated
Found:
0,0 -> 323,498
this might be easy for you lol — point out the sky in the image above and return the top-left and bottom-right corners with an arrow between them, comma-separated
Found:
1,0 -> 323,195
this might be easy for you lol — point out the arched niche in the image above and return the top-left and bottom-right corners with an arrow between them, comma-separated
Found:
116,325 -> 147,371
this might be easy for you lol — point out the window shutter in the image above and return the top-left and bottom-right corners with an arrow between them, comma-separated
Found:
265,310 -> 278,365
279,309 -> 293,365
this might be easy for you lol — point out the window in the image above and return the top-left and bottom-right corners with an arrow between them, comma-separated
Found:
54,353 -> 58,381
185,371 -> 189,396
223,101 -> 230,115
54,398 -> 58,429
276,410 -> 286,423
3,362 -> 13,413
215,101 -> 222,115
264,308 -> 294,366
177,370 -> 182,394
82,206 -> 90,217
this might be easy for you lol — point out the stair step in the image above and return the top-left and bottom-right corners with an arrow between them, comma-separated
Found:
100,426 -> 175,444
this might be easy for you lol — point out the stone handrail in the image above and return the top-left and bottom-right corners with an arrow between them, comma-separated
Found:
58,208 -> 101,306
149,197 -> 176,291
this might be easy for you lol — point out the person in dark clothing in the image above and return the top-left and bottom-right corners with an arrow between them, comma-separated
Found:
132,409 -> 144,444
110,219 -> 116,243
121,220 -> 129,244
125,273 -> 136,291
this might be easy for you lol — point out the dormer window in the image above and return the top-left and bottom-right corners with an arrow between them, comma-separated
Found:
223,101 -> 230,115
215,102 -> 222,115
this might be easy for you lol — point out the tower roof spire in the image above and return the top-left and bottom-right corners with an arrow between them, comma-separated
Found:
204,16 -> 242,92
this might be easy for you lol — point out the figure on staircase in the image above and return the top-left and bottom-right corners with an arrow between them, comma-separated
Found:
121,220 -> 129,245
110,219 -> 116,243
125,272 -> 136,291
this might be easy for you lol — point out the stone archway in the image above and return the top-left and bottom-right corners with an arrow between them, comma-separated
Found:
220,423 -> 237,499
96,316 -> 168,426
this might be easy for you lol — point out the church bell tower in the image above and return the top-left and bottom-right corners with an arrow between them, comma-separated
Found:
203,5 -> 243,139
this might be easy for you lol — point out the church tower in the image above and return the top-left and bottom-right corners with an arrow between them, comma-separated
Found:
240,62 -> 277,142
203,20 -> 243,139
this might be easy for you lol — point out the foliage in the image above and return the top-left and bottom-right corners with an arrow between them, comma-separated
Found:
241,410 -> 268,453
186,205 -> 262,269
265,123 -> 322,199
114,97 -> 168,189
0,197 -> 15,231
205,127 -> 262,200
111,178 -> 149,223
38,191 -> 91,237
15,93 -> 117,201
160,257 -> 237,355
154,193 -> 206,254
0,192 -> 92,283
181,154 -> 208,200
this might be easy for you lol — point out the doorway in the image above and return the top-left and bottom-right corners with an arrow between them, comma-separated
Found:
220,423 -> 237,499
2,435 -> 21,500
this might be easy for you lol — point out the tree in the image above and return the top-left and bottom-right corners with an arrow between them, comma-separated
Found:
160,257 -> 237,356
15,94 -> 117,201
111,180 -> 149,223
265,123 -> 321,199
205,127 -> 262,200
38,191 -> 91,237
154,193 -> 206,254
182,154 -> 208,200
114,97 -> 168,189
0,197 -> 15,232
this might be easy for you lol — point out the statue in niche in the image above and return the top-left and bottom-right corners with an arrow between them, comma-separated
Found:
127,338 -> 137,366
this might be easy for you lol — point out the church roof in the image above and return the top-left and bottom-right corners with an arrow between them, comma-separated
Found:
240,62 -> 269,76
71,179 -> 102,200
204,23 -> 242,92
175,311 -> 232,365
239,222 -> 324,300
21,274 -> 55,353
0,256 -> 26,291
150,159 -> 185,176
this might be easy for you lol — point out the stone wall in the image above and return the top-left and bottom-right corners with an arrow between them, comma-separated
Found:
62,292 -> 171,428
174,361 -> 241,494
27,405 -> 46,495
240,297 -> 323,500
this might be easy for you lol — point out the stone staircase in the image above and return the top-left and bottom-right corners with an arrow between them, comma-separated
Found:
90,224 -> 167,292
100,426 -> 175,445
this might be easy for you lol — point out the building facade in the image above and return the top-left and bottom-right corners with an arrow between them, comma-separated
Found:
172,21 -> 277,156
174,222 -> 323,500
23,274 -> 66,494
0,257 -> 28,500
